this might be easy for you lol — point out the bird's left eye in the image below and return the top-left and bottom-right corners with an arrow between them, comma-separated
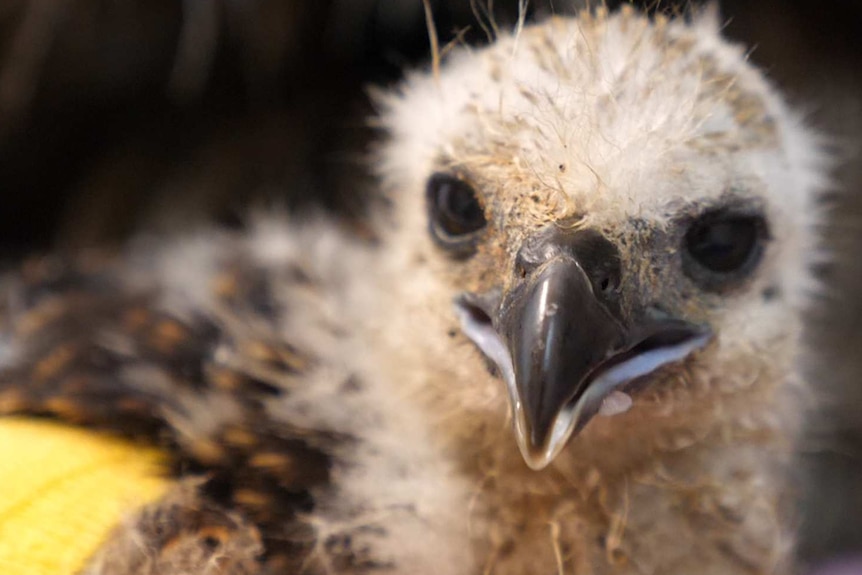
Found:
682,210 -> 768,291
426,173 -> 487,256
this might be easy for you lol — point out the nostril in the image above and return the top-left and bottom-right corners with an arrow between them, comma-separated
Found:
599,275 -> 620,294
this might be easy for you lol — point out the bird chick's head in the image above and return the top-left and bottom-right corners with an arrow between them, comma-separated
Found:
376,8 -> 826,470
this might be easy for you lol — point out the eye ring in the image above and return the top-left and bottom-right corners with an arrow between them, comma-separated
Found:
681,209 -> 769,292
426,172 -> 487,257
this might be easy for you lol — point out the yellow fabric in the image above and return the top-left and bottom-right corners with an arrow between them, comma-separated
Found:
0,417 -> 170,575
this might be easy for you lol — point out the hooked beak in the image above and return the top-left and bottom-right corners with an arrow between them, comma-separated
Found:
455,231 -> 712,470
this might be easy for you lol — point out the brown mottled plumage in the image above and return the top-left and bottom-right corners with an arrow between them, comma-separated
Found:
0,7 -> 829,575
1,248 -> 335,572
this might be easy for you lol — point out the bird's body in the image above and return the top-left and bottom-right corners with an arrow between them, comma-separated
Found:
0,7 -> 827,575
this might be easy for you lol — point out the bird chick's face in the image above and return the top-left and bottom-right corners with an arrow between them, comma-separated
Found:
377,10 -> 825,470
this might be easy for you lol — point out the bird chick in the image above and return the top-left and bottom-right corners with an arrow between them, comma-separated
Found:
0,6 -> 828,575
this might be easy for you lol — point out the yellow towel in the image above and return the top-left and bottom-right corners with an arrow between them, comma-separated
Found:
0,417 -> 169,575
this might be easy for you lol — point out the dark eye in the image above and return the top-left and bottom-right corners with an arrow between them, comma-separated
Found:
426,173 -> 487,255
682,210 -> 768,290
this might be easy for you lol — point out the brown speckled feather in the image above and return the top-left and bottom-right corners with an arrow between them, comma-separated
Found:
0,248 -> 338,573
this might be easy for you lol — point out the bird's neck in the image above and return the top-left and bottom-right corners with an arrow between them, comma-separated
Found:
403,343 -> 802,574
429,393 -> 800,575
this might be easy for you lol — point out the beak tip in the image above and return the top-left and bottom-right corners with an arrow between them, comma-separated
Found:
514,434 -> 560,471
513,404 -> 580,470
515,436 -> 554,470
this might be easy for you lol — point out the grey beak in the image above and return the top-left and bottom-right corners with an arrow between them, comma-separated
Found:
501,256 -> 623,465
457,228 -> 712,470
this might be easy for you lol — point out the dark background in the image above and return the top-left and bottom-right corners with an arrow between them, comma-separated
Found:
1,0 -> 859,565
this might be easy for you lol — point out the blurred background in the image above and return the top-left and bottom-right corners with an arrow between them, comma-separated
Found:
0,0 -> 859,567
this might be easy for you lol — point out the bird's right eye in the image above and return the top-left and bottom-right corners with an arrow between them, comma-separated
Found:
426,173 -> 487,257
